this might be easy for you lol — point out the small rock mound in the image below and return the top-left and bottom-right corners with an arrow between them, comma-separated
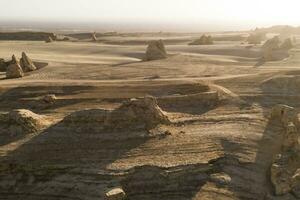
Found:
145,40 -> 167,61
8,109 -> 47,134
64,96 -> 170,132
106,96 -> 170,130
20,52 -> 36,72
6,63 -> 24,79
189,35 -> 213,45
42,94 -> 57,104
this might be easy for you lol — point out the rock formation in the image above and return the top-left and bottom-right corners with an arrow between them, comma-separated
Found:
280,38 -> 294,50
105,188 -> 126,200
45,36 -> 54,43
11,54 -> 19,64
92,32 -> 97,41
189,35 -> 214,45
7,109 -> 47,134
20,52 -> 37,72
270,105 -> 300,197
145,40 -> 167,61
6,63 -> 24,79
63,96 -> 170,132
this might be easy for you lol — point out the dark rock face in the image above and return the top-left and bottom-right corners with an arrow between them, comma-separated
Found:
145,40 -> 167,61
0,58 -> 7,71
6,63 -> 24,79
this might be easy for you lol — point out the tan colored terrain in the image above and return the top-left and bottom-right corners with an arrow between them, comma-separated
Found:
0,32 -> 300,200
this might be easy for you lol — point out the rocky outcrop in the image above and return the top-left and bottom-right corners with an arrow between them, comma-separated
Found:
6,63 -> 24,79
145,40 -> 167,61
20,52 -> 36,72
63,96 -> 170,132
270,105 -> 300,197
3,109 -> 48,134
189,35 -> 213,45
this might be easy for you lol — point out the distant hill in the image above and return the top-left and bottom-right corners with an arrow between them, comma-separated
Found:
255,25 -> 300,34
0,31 -> 56,41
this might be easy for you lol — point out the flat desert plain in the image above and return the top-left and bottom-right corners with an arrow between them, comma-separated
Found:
0,32 -> 300,200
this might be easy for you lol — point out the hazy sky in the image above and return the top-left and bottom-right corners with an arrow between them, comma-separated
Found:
1,0 -> 300,31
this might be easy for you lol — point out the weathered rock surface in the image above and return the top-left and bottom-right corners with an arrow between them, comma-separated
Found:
189,35 -> 213,45
20,52 -> 36,72
145,40 -> 167,61
6,63 -> 24,79
63,96 -> 170,132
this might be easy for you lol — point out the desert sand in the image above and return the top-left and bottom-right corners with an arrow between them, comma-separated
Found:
0,30 -> 299,200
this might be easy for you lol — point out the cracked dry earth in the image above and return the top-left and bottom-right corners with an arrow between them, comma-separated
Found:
0,37 -> 300,200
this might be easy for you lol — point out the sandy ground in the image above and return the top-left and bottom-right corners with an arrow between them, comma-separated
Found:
0,34 -> 300,200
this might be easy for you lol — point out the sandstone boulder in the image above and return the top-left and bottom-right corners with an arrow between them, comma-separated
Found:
8,109 -> 47,134
189,35 -> 213,45
42,94 -> 57,104
145,40 -> 167,61
6,63 -> 24,79
20,52 -> 36,72
105,188 -> 126,200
